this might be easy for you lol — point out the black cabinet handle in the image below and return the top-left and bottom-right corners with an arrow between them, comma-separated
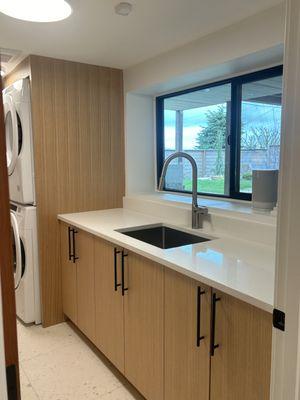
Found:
72,229 -> 79,263
68,227 -> 72,261
114,248 -> 121,291
196,286 -> 206,347
210,292 -> 221,356
121,250 -> 128,296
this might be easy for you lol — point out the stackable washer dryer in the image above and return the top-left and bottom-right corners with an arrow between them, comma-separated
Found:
4,78 -> 41,324
10,202 -> 41,324
3,78 -> 35,205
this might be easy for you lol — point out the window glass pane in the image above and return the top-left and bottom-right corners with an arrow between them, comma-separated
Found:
240,76 -> 282,193
164,110 -> 176,150
163,83 -> 231,195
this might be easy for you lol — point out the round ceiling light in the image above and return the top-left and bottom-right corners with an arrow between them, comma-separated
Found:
0,69 -> 5,77
0,0 -> 72,22
115,2 -> 132,16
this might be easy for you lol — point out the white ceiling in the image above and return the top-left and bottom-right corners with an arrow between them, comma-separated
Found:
0,0 -> 283,71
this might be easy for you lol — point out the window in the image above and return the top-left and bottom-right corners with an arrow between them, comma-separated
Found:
156,66 -> 283,200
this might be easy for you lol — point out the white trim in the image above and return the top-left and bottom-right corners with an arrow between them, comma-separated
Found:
271,0 -> 300,399
0,283 -> 8,400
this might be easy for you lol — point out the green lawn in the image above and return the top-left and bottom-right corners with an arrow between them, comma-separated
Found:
183,177 -> 252,194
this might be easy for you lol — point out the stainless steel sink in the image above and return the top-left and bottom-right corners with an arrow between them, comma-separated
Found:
116,224 -> 211,249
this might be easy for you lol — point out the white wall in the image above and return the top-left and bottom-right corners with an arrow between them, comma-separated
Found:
125,93 -> 155,195
124,3 -> 285,95
124,3 -> 285,196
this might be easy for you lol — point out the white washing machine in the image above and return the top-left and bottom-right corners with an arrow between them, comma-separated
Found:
10,203 -> 41,324
3,78 -> 35,205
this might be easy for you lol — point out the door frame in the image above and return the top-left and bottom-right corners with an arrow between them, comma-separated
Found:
0,75 -> 20,397
0,282 -> 8,400
271,0 -> 300,399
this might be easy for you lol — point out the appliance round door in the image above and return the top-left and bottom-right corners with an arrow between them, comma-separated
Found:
10,211 -> 24,289
3,95 -> 21,176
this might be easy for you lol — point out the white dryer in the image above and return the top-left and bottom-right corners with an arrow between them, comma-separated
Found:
3,78 -> 35,205
10,203 -> 41,324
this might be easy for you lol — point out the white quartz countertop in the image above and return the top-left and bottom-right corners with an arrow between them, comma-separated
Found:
58,208 -> 275,313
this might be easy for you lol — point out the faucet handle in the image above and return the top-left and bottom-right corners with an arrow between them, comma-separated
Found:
193,204 -> 208,214
198,206 -> 208,215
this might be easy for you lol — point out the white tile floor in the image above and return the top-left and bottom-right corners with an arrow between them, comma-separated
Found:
17,321 -> 143,400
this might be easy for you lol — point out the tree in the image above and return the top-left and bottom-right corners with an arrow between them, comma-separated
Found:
195,105 -> 227,175
241,126 -> 281,150
195,105 -> 227,150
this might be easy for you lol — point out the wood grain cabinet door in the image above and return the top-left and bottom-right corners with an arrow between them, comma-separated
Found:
94,238 -> 124,373
210,290 -> 272,400
75,230 -> 95,342
164,269 -> 210,400
124,252 -> 164,400
60,223 -> 77,324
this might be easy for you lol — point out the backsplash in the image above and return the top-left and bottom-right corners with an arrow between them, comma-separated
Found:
123,194 -> 276,246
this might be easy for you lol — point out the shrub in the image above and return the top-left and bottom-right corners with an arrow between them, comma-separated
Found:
242,171 -> 252,180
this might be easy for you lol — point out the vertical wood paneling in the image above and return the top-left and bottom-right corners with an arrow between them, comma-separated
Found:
60,224 -> 95,341
210,290 -> 272,400
19,55 -> 124,327
60,223 -> 77,324
94,238 -> 124,372
76,229 -> 95,342
124,252 -> 164,400
164,269 -> 210,400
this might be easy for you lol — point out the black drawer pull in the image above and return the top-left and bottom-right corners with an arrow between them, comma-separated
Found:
196,286 -> 206,347
72,229 -> 79,263
210,292 -> 221,356
121,250 -> 128,296
114,248 -> 121,291
68,226 -> 72,261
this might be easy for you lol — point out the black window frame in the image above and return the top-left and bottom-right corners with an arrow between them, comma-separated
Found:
156,65 -> 283,201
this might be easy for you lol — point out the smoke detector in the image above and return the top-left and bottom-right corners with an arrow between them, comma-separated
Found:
115,2 -> 132,16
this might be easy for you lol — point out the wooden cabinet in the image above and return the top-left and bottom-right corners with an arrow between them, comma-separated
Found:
124,252 -> 164,400
94,238 -> 124,372
75,229 -> 95,342
61,224 -> 272,400
94,240 -> 164,397
61,223 -> 77,324
60,223 -> 95,341
6,56 -> 124,327
210,290 -> 272,400
164,268 -> 210,400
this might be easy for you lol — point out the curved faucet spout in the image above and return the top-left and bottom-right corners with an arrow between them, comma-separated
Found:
158,151 -> 208,229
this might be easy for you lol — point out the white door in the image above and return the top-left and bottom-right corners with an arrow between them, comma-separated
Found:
271,0 -> 300,399
3,94 -> 20,176
10,212 -> 23,290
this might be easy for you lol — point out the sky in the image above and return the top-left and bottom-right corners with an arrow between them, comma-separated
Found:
164,102 -> 282,150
